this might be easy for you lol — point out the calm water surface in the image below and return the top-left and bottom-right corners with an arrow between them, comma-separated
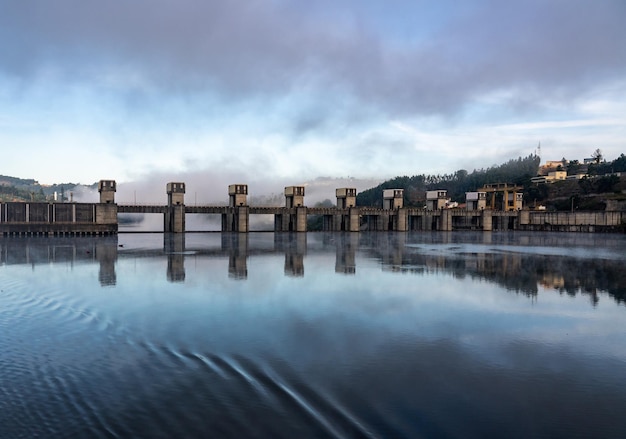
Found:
1,232 -> 626,438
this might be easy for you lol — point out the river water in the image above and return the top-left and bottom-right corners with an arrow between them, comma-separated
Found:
1,231 -> 626,438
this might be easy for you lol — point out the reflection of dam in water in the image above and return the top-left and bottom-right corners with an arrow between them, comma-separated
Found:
1,233 -> 625,306
0,235 -> 119,286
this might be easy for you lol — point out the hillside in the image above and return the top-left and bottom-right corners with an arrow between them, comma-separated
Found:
0,174 -> 92,202
357,154 -> 541,207
0,175 -> 38,187
530,175 -> 626,211
356,154 -> 626,211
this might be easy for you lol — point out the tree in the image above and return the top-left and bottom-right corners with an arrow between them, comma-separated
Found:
356,154 -> 541,206
596,175 -> 619,193
578,177 -> 593,194
613,153 -> 626,172
592,148 -> 603,164
567,159 -> 581,176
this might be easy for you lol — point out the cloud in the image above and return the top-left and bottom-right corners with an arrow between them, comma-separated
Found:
2,0 -> 625,118
1,0 -> 625,185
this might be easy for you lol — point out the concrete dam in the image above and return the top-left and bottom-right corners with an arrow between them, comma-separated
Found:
1,180 -> 624,236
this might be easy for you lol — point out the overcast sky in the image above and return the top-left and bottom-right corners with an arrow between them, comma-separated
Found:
1,0 -> 625,193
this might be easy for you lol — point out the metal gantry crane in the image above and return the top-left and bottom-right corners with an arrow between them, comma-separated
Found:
479,183 -> 524,211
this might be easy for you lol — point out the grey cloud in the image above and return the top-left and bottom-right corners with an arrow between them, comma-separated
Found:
1,0 -> 625,118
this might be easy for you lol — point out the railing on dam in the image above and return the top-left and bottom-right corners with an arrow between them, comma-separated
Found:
118,205 -> 168,214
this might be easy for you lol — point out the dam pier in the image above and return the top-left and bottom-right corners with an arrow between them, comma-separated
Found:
1,180 -> 625,236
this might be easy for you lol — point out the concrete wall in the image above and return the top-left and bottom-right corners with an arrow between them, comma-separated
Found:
521,211 -> 626,232
1,202 -> 117,236
96,204 -> 117,224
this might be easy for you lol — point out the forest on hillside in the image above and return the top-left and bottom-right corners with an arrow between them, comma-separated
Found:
357,154 -> 541,207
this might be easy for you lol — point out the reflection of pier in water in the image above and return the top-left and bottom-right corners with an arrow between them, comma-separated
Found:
1,233 -> 625,305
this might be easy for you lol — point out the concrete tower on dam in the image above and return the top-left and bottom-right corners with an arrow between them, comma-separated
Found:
98,180 -> 116,204
466,191 -> 487,211
96,180 -> 118,227
426,190 -> 449,211
165,182 -> 185,233
336,188 -> 357,209
229,184 -> 248,207
383,189 -> 404,210
224,184 -> 249,233
275,186 -> 307,232
333,188 -> 359,232
284,186 -> 305,208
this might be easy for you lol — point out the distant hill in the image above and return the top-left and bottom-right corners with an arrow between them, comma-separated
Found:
0,174 -> 94,202
0,175 -> 38,187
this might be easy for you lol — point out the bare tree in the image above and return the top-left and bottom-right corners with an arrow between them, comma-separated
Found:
592,148 -> 603,164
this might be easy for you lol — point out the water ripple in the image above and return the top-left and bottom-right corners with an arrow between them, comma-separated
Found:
114,339 -> 376,438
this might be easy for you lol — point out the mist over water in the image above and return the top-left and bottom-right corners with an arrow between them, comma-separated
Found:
1,232 -> 626,438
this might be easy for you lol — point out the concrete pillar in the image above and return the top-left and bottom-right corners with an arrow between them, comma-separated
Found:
348,207 -> 360,232
440,209 -> 452,231
295,207 -> 307,232
519,210 -> 530,226
482,210 -> 492,231
274,213 -> 291,232
98,180 -> 116,204
236,206 -> 249,233
322,215 -> 333,231
222,206 -> 249,232
222,213 -> 233,232
282,213 -> 292,231
396,208 -> 408,231
165,205 -> 185,233
283,213 -> 292,231
378,213 -> 389,231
